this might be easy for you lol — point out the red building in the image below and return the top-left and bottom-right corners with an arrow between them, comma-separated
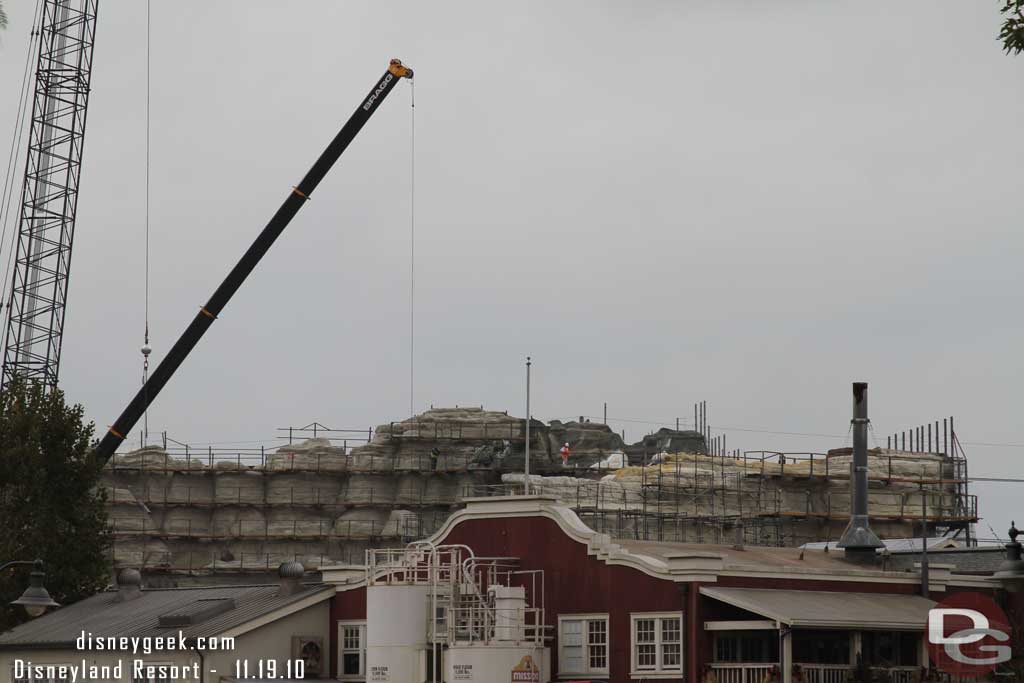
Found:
323,495 -> 1021,683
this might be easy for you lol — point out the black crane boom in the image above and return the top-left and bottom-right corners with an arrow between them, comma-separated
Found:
96,59 -> 414,460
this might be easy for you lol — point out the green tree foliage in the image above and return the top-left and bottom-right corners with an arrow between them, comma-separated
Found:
1001,0 -> 1024,54
0,1 -> 8,31
0,379 -> 110,631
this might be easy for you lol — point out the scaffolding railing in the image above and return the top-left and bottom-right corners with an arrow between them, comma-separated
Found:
277,423 -> 374,444
382,420 -> 525,442
108,513 -> 449,541
105,448 -> 478,473
109,548 -> 355,574
465,481 -> 976,522
110,485 -> 475,508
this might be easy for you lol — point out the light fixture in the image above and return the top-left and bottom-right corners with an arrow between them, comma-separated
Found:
8,559 -> 60,617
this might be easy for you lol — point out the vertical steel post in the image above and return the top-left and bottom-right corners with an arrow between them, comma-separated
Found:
921,474 -> 930,596
525,356 -> 531,495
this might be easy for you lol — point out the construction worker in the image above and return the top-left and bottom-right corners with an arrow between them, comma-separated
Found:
560,443 -> 570,467
430,446 -> 440,471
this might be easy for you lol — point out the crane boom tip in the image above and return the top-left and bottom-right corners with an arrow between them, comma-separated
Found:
388,59 -> 414,79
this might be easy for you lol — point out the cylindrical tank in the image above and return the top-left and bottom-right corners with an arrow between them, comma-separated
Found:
490,585 -> 526,642
366,584 -> 430,682
446,645 -> 550,683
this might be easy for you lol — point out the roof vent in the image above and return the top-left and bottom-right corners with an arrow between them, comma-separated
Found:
115,568 -> 143,602
158,598 -> 236,627
278,561 -> 306,597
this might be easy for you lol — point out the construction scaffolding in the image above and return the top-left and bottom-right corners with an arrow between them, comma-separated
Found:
100,409 -> 978,577
484,447 -> 977,547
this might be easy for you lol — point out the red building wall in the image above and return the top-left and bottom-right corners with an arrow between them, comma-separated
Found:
330,586 -> 367,678
439,515 -> 689,682
327,512 -> 1008,682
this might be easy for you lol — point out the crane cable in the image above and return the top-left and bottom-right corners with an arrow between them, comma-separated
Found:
409,78 -> 415,418
141,0 -> 152,445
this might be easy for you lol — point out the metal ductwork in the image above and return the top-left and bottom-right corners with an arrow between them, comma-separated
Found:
837,382 -> 884,558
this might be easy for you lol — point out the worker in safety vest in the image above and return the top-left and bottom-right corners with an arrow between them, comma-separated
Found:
560,443 -> 570,467
430,446 -> 440,471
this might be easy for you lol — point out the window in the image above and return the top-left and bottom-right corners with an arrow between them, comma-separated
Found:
713,632 -> 778,663
632,612 -> 684,674
793,630 -> 850,664
558,614 -> 610,676
338,621 -> 367,679
863,631 -> 919,667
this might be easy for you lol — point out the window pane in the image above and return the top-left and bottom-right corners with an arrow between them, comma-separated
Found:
343,626 -> 361,649
662,618 -> 681,643
638,643 -> 658,668
562,620 -> 583,646
589,620 -> 608,670
343,653 -> 361,675
563,644 -> 584,672
793,630 -> 849,664
663,642 -> 682,668
897,633 -> 919,666
716,636 -> 739,662
636,619 -> 655,643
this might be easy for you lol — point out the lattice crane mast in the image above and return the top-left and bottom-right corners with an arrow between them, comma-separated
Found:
1,0 -> 99,390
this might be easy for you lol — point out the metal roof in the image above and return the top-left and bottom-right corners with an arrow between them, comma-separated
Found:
700,586 -> 935,630
800,537 -> 961,552
0,583 -> 334,649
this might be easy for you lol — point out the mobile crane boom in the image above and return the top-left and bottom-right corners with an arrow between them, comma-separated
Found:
95,59 -> 414,460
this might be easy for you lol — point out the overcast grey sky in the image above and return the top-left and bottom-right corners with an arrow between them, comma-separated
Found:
1,1 -> 1021,539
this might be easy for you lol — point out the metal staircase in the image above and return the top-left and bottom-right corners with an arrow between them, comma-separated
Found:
366,543 -> 547,647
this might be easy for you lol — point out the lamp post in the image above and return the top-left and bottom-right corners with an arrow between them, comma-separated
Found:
2,559 -> 60,617
525,356 -> 531,496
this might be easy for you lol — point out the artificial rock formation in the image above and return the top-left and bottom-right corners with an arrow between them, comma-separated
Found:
101,408 -> 969,581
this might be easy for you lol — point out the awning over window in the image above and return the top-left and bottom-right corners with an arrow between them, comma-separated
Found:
700,587 -> 935,631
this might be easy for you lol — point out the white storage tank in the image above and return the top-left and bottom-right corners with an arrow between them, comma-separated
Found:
446,645 -> 550,683
365,584 -> 430,682
490,585 -> 526,642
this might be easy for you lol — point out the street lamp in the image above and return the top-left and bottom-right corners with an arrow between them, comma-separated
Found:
2,559 -> 60,617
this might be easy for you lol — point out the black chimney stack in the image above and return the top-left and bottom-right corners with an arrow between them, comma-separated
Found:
837,382 -> 884,559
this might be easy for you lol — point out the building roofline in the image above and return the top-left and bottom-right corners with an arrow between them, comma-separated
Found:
320,495 -> 994,590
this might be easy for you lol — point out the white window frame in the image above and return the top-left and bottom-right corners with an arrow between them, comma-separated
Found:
631,612 -> 684,678
338,620 -> 367,680
557,613 -> 610,678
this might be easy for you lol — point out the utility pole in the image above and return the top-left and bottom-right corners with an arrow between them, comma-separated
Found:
525,356 -> 531,495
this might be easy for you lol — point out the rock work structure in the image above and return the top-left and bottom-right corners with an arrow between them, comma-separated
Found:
104,408 -> 641,577
503,447 -> 973,545
101,408 -> 974,580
